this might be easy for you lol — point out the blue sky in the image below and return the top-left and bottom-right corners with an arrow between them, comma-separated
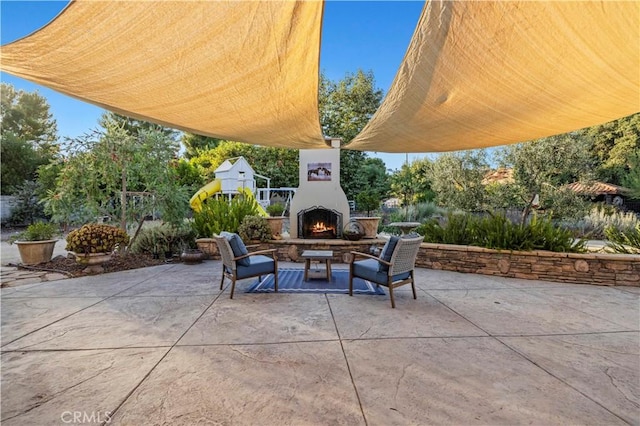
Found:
1,1 -> 428,171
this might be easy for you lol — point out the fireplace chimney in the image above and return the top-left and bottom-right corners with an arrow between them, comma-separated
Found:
290,139 -> 350,239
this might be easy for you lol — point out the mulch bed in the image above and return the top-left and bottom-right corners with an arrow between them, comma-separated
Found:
20,253 -> 169,278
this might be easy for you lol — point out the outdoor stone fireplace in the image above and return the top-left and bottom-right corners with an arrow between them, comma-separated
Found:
297,206 -> 343,239
290,139 -> 351,239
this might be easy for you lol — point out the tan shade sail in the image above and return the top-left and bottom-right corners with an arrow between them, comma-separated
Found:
1,0 -> 326,149
347,1 -> 640,153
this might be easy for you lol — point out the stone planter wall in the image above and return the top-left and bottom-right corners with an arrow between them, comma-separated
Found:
416,243 -> 639,287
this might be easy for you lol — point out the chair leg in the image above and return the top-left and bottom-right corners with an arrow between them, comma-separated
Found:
230,276 -> 237,299
273,271 -> 278,292
220,271 -> 225,290
348,266 -> 354,296
389,286 -> 396,308
411,271 -> 417,300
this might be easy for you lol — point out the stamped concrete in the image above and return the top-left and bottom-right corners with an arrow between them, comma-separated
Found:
1,261 -> 638,425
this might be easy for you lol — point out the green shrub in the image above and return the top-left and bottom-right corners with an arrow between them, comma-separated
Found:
191,195 -> 259,237
355,190 -> 380,216
527,215 -> 586,252
130,223 -> 196,255
418,212 -> 586,253
9,221 -> 59,243
605,224 -> 640,254
266,202 -> 285,217
238,215 -> 272,242
66,224 -> 129,253
417,213 -> 475,246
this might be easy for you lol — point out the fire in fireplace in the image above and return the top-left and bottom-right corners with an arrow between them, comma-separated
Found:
298,206 -> 342,239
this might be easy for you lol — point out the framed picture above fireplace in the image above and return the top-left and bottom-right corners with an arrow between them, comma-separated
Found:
307,162 -> 332,182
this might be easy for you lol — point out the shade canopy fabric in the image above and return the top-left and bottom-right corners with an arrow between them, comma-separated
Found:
1,1 -> 638,153
0,0 -> 326,149
347,1 -> 640,152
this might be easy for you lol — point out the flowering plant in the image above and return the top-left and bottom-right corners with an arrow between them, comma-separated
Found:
66,224 -> 130,254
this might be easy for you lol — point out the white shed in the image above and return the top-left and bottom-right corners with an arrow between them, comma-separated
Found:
214,157 -> 256,195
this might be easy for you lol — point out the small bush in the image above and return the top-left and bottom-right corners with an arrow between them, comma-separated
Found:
563,204 -> 640,239
9,221 -> 59,243
418,212 -> 586,253
266,202 -> 285,217
191,195 -> 259,237
605,224 -> 640,254
355,191 -> 380,216
66,224 -> 129,254
238,216 -> 272,242
130,223 -> 196,255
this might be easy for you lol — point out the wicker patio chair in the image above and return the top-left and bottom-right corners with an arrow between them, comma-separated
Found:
348,235 -> 423,308
214,233 -> 278,299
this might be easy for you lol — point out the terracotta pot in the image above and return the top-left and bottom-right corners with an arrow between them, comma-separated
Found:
265,217 -> 284,240
15,240 -> 57,265
353,217 -> 381,239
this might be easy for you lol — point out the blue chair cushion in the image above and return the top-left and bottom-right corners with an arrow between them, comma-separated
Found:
378,236 -> 400,272
236,255 -> 275,279
221,232 -> 250,266
354,258 -> 410,285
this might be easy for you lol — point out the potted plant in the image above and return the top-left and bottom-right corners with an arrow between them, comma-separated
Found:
238,215 -> 272,243
66,224 -> 129,272
265,202 -> 286,239
353,190 -> 382,239
9,222 -> 60,265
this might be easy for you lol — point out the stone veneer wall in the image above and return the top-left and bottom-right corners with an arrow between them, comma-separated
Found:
197,238 -> 639,287
415,243 -> 639,287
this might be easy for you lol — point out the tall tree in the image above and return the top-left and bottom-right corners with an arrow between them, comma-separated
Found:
584,112 -> 639,185
360,157 -> 391,198
0,83 -> 58,194
622,151 -> 640,200
496,133 -> 594,222
318,70 -> 384,200
429,150 -> 490,212
98,112 -> 178,140
44,117 -> 189,231
181,133 -> 223,158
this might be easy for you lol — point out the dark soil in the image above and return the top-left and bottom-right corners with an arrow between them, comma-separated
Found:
23,252 -> 169,278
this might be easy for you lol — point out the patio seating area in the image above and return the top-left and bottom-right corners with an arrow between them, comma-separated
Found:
1,260 -> 639,425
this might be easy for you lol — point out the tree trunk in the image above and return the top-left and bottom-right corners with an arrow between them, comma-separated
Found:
120,169 -> 127,230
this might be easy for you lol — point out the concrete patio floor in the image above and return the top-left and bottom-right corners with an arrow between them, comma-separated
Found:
1,260 -> 638,425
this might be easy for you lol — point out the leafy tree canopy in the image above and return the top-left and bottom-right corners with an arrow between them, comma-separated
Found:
584,112 -> 639,185
319,70 -> 384,200
44,113 -> 189,230
181,133 -> 223,158
429,149 -> 490,212
98,112 -> 178,140
495,133 -> 594,222
1,83 -> 58,149
0,83 -> 58,194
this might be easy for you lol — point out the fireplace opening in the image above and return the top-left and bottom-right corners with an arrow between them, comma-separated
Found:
298,206 -> 342,239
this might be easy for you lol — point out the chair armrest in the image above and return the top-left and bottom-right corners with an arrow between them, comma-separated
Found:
349,251 -> 392,267
234,249 -> 277,261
